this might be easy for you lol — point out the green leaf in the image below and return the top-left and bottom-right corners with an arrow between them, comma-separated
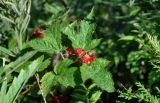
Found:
79,8 -> 95,49
4,51 -> 37,70
56,67 -> 78,87
80,59 -> 115,92
0,46 -> 15,57
64,8 -> 97,50
0,80 -> 7,103
63,21 -> 79,47
89,91 -> 102,103
87,39 -> 101,50
54,58 -> 73,74
0,56 -> 43,103
119,35 -> 135,41
15,61 -> 31,72
40,72 -> 56,97
30,22 -> 62,54
148,70 -> 160,86
77,101 -> 85,103
44,3 -> 65,15
80,59 -> 108,82
71,85 -> 87,101
54,59 -> 79,87
129,7 -> 140,16
93,68 -> 115,92
0,51 -> 37,81
38,58 -> 51,72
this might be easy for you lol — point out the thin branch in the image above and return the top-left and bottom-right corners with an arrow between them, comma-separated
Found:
35,73 -> 47,103
2,58 -> 5,67
21,82 -> 37,95
60,52 -> 65,60
0,14 -> 15,24
52,53 -> 60,65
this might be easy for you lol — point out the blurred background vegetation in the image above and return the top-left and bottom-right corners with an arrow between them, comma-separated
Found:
1,0 -> 160,102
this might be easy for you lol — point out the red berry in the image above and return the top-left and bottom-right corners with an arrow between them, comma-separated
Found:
38,33 -> 44,39
91,54 -> 96,61
32,31 -> 38,36
87,51 -> 96,61
74,48 -> 85,56
79,52 -> 97,64
32,27 -> 44,36
66,47 -> 74,54
79,53 -> 92,64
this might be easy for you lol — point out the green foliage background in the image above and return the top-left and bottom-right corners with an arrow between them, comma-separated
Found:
1,0 -> 160,103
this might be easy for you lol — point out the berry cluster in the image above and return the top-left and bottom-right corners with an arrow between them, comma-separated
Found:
66,48 -> 96,64
32,27 -> 44,39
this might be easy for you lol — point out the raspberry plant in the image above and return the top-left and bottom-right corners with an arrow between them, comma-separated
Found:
29,9 -> 115,103
0,1 -> 114,102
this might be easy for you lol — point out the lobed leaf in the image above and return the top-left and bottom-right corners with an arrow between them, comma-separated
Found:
0,56 -> 43,103
64,8 -> 99,50
80,59 -> 115,92
38,58 -> 51,72
40,72 -> 56,97
54,59 -> 79,87
0,51 -> 37,81
0,46 -> 15,57
89,91 -> 102,103
30,22 -> 63,54
0,80 -> 7,103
